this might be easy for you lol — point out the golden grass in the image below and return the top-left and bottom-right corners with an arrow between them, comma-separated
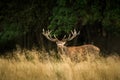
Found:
0,49 -> 120,80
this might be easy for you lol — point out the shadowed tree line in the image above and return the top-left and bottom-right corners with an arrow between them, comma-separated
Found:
0,0 -> 120,55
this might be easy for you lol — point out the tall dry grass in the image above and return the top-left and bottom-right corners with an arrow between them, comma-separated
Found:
0,49 -> 120,80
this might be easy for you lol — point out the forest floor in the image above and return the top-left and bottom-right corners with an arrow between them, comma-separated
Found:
0,49 -> 120,80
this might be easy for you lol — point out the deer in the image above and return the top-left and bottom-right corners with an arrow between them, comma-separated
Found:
42,29 -> 100,60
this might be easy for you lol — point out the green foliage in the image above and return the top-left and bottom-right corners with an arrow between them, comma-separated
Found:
48,7 -> 77,35
48,0 -> 120,36
0,0 -> 55,49
88,5 -> 102,24
0,23 -> 24,44
48,0 -> 102,35
0,0 -> 120,51
102,7 -> 120,35
48,0 -> 78,35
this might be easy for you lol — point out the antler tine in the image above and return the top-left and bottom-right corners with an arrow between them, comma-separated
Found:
67,29 -> 80,41
63,35 -> 66,39
53,34 -> 59,41
42,29 -> 59,42
61,29 -> 80,41
61,35 -> 67,41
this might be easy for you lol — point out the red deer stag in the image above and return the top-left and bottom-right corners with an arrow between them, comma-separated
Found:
42,29 -> 100,58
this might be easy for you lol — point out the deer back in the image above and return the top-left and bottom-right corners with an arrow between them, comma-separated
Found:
65,44 -> 100,57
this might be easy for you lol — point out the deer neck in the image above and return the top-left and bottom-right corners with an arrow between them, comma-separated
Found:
57,45 -> 67,54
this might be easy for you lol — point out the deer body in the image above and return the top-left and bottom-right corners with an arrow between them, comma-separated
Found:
42,29 -> 100,58
58,44 -> 100,57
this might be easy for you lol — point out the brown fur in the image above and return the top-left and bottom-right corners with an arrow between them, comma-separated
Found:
59,44 -> 100,57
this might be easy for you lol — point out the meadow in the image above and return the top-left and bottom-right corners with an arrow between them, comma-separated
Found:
0,49 -> 120,80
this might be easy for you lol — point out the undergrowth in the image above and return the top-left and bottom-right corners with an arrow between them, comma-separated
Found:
0,48 -> 120,80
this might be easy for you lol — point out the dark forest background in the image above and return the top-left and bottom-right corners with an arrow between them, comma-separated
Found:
0,0 -> 120,55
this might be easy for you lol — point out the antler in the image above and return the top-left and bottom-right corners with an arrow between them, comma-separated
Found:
62,29 -> 80,41
42,29 -> 59,42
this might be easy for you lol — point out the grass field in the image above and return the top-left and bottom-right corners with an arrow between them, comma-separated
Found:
0,49 -> 120,80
